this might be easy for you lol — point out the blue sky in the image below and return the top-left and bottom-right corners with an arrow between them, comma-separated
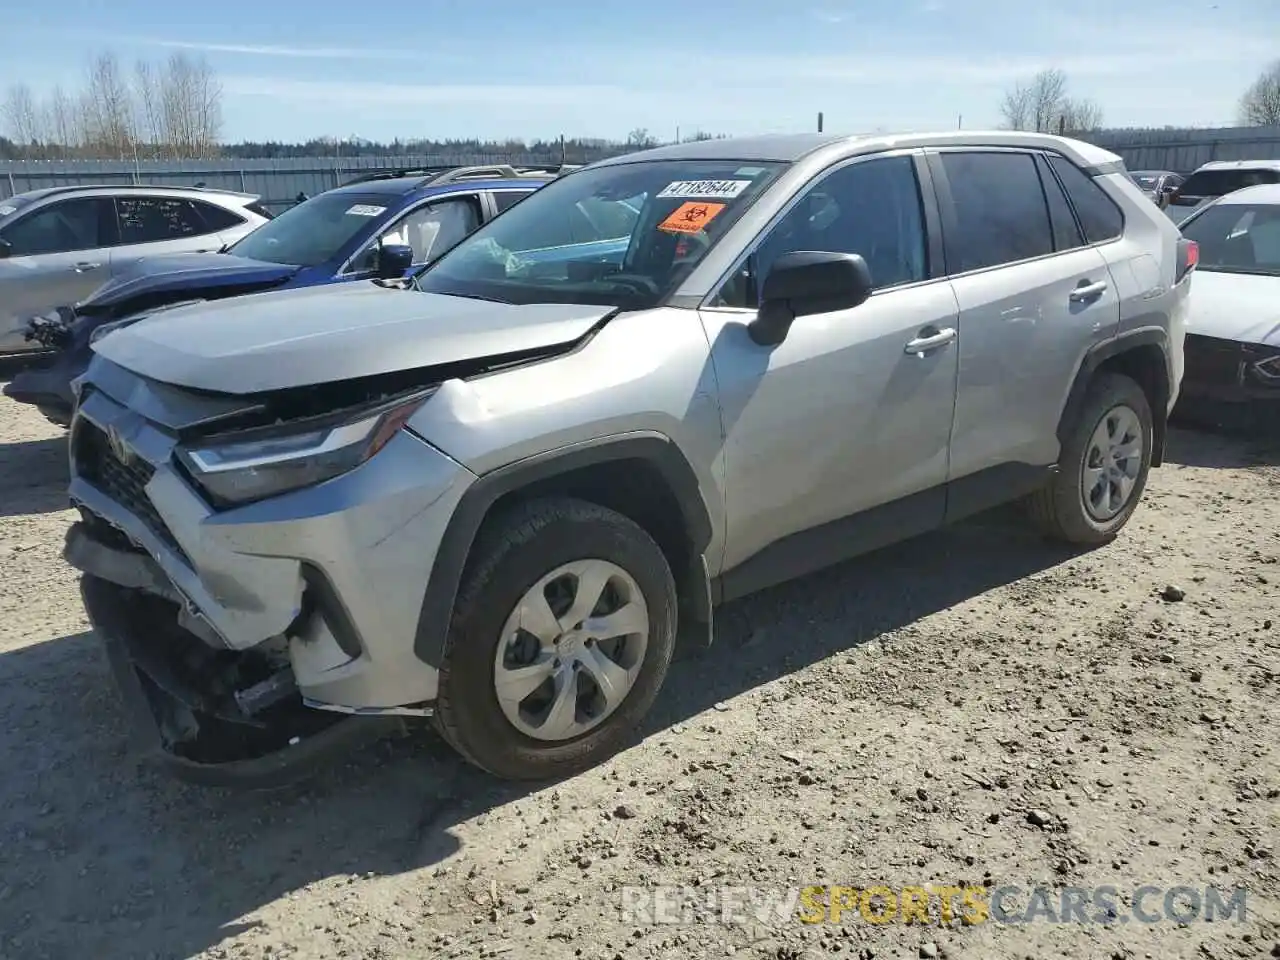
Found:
4,0 -> 1278,143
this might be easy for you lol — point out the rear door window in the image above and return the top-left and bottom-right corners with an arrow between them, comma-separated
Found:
492,189 -> 535,213
1036,155 -> 1086,251
938,151 -> 1054,272
116,196 -> 217,244
1048,156 -> 1124,243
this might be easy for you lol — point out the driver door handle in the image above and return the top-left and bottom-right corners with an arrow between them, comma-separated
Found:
904,326 -> 957,356
73,261 -> 101,273
1069,280 -> 1108,302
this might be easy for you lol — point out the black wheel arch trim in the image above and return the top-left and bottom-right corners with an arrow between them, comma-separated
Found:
1059,328 -> 1171,467
413,431 -> 714,668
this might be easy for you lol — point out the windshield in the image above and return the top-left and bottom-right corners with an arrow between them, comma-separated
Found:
227,192 -> 391,266
416,159 -> 786,309
1173,169 -> 1280,205
1180,203 -> 1280,277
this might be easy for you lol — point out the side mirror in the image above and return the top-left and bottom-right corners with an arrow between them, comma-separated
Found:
0,238 -> 11,260
749,251 -> 874,346
375,243 -> 415,279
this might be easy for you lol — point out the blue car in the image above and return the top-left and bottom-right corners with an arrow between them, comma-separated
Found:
5,164 -> 566,424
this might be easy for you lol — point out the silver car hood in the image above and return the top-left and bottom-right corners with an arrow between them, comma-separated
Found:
92,281 -> 614,394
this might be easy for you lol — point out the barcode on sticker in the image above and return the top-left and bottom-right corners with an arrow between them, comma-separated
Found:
346,204 -> 386,217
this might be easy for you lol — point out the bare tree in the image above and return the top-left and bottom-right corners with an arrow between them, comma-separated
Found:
47,85 -> 80,156
998,69 -> 1104,133
1240,60 -> 1280,126
999,83 -> 1034,131
82,52 -> 136,159
134,60 -> 164,157
626,127 -> 657,149
1030,69 -> 1068,133
1059,97 -> 1105,133
160,53 -> 222,158
2,84 -> 42,150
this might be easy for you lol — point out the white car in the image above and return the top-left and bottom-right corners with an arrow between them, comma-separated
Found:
1175,182 -> 1280,428
1164,160 -> 1280,224
0,184 -> 271,355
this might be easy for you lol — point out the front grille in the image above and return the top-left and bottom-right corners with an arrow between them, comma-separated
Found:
74,420 -> 187,561
1183,335 -> 1244,388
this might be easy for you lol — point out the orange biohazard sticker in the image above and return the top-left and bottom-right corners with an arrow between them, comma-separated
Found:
658,201 -> 726,235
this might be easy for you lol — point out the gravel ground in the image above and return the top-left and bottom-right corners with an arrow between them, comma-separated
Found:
0,387 -> 1277,960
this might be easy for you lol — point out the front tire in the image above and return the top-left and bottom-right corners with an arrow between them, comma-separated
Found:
1027,372 -> 1153,545
434,497 -> 677,780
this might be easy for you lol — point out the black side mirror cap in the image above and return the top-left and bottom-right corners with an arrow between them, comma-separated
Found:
376,243 -> 415,279
0,238 -> 11,260
749,251 -> 874,346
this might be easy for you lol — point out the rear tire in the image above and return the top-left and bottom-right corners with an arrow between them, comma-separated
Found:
1026,372 -> 1153,545
434,497 -> 677,781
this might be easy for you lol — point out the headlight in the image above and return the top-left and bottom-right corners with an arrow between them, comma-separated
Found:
89,318 -> 133,345
1253,354 -> 1280,381
176,392 -> 431,507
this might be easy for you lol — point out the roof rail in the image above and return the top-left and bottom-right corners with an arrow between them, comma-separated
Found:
341,166 -> 455,185
7,183 -> 257,203
427,164 -> 515,184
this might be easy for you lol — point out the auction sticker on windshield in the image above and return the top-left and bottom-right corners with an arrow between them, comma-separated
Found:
346,204 -> 386,217
0,205 -> 15,216
657,180 -> 751,200
658,202 -> 726,234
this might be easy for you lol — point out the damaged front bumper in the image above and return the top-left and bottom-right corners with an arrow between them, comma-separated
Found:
1175,333 -> 1280,434
65,375 -> 478,786
78,553 -> 403,788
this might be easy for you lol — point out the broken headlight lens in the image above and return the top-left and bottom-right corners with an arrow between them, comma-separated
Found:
1252,354 -> 1280,382
177,393 -> 429,507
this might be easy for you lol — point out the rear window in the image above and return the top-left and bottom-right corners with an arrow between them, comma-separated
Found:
1174,169 -> 1280,204
1130,174 -> 1159,189
244,201 -> 275,220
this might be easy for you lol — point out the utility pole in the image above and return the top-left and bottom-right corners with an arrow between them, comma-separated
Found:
957,114 -> 963,130
817,112 -> 824,133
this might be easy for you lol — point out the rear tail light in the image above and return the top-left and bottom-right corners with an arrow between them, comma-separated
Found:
1176,238 -> 1199,283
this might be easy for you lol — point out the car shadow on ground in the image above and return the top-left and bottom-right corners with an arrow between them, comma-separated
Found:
0,499 -> 1089,959
1164,423 -> 1280,469
0,437 -> 69,517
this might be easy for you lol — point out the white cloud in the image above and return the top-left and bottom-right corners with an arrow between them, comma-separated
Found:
133,38 -> 425,60
221,75 -> 627,107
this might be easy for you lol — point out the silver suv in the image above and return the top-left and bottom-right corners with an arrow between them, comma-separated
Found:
0,184 -> 269,354
62,132 -> 1194,786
